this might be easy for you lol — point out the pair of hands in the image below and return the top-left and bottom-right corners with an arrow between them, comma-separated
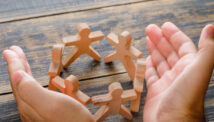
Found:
3,22 -> 214,122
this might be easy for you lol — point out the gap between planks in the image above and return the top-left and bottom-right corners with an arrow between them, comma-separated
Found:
0,71 -> 127,96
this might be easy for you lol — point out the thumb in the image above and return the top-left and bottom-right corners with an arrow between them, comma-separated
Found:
198,24 -> 214,67
189,24 -> 214,94
12,70 -> 55,114
12,70 -> 47,104
12,70 -> 42,92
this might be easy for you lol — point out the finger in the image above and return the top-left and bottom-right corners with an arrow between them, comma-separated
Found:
198,24 -> 214,53
145,56 -> 159,88
12,70 -> 56,117
146,37 -> 170,77
145,36 -> 155,54
2,50 -> 26,75
2,49 -> 27,100
146,24 -> 179,68
10,69 -> 43,121
161,22 -> 197,57
196,24 -> 214,82
10,46 -> 32,76
10,46 -> 27,61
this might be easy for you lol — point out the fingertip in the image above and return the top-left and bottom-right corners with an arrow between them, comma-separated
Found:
204,24 -> 214,30
161,22 -> 172,28
145,24 -> 157,34
10,45 -> 24,52
161,22 -> 176,30
161,22 -> 179,39
2,49 -> 10,57
2,49 -> 16,61
199,24 -> 214,51
9,45 -> 26,59
10,45 -> 18,50
202,24 -> 214,39
146,24 -> 160,37
146,24 -> 163,45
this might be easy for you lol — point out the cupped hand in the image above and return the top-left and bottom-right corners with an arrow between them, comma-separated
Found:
143,22 -> 214,121
3,46 -> 94,122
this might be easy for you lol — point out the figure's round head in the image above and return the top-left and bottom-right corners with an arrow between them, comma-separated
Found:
77,23 -> 90,37
108,82 -> 123,97
65,75 -> 79,91
118,31 -> 132,47
52,44 -> 64,63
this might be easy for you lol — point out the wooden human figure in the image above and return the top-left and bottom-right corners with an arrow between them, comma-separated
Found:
52,75 -> 91,105
130,59 -> 146,112
104,31 -> 142,80
48,44 -> 64,90
62,23 -> 104,68
92,82 -> 137,122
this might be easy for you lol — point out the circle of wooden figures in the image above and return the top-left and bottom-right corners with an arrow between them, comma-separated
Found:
48,23 -> 146,122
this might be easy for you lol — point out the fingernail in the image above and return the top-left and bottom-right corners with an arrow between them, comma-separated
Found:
12,71 -> 24,86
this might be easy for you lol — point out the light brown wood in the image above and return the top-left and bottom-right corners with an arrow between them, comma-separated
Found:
104,31 -> 143,80
52,75 -> 91,105
48,44 -> 64,90
133,59 -> 146,92
130,59 -> 146,112
63,23 -> 104,68
48,76 -> 58,91
92,82 -> 137,122
48,44 -> 64,77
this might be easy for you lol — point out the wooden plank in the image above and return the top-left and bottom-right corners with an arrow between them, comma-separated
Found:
0,0 -> 214,94
0,0 -> 148,24
0,73 -> 214,121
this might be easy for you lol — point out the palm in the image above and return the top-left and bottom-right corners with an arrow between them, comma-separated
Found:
143,22 -> 214,121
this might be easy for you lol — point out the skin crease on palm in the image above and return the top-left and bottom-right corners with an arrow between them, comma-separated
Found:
2,22 -> 214,122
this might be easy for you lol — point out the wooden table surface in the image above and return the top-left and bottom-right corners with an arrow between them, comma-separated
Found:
0,0 -> 214,121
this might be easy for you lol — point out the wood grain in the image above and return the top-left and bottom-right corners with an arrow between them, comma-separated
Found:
0,0 -> 214,94
0,0 -> 148,24
0,73 -> 214,121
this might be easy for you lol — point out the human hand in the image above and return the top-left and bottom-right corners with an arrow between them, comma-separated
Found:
3,46 -> 94,122
143,22 -> 214,121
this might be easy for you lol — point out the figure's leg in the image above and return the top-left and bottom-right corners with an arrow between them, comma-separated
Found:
121,56 -> 135,80
48,76 -> 57,91
119,105 -> 133,120
48,62 -> 63,76
94,106 -> 110,122
86,46 -> 101,61
62,47 -> 81,68
104,52 -> 118,63
74,90 -> 91,105
130,92 -> 141,112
